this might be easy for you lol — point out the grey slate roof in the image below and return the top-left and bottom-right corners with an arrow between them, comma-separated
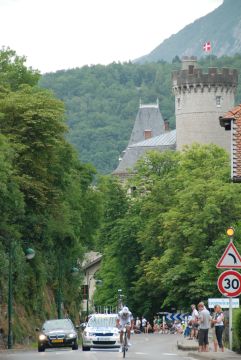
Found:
113,130 -> 176,175
131,130 -> 176,147
128,103 -> 165,145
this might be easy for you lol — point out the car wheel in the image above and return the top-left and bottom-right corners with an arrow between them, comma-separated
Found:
72,342 -> 78,350
38,345 -> 45,352
82,345 -> 90,351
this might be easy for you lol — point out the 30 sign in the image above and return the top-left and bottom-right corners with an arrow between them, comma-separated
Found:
217,270 -> 241,297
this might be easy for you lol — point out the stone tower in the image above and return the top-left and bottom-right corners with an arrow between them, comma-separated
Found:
172,56 -> 238,152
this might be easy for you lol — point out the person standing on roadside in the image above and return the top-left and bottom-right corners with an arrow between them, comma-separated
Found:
211,310 -> 218,352
189,304 -> 199,339
141,316 -> 147,333
197,302 -> 210,352
212,305 -> 224,352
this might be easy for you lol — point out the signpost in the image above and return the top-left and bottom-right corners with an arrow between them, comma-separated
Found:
216,227 -> 241,351
208,298 -> 239,309
216,242 -> 241,269
165,312 -> 189,322
217,270 -> 241,297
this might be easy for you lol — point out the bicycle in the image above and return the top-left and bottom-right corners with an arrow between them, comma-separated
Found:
122,325 -> 129,358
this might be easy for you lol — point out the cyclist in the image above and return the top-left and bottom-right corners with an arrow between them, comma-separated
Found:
116,306 -> 134,352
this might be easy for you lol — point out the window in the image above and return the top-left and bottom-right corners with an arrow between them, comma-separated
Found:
216,96 -> 221,107
177,97 -> 181,109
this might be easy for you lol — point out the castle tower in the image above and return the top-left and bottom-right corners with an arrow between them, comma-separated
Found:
172,56 -> 238,152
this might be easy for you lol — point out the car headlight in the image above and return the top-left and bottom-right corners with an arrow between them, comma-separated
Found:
84,331 -> 95,336
39,334 -> 47,341
67,333 -> 76,339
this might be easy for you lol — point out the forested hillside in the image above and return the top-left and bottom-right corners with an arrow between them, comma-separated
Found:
136,0 -> 241,64
0,48 -> 102,342
39,62 -> 175,174
40,55 -> 241,174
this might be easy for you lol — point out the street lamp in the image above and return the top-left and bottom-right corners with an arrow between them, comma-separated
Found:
118,289 -> 124,311
57,261 -> 80,319
8,242 -> 35,349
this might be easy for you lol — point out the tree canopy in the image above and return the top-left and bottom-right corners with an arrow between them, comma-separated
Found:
94,145 -> 241,316
0,48 -> 102,338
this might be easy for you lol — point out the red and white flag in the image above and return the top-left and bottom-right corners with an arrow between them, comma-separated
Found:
203,41 -> 211,52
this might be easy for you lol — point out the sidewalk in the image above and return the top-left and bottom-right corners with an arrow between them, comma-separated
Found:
177,339 -> 241,359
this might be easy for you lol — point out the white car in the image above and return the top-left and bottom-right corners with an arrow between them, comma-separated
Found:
81,313 -> 120,351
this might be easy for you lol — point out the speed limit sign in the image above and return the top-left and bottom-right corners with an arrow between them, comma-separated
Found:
217,270 -> 241,297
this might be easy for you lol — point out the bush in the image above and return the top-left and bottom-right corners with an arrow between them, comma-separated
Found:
233,308 -> 241,352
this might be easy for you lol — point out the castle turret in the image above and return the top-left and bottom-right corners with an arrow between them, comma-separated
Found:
172,56 -> 238,152
128,99 -> 165,145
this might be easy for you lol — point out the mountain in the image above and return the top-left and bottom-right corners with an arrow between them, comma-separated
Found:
135,0 -> 241,64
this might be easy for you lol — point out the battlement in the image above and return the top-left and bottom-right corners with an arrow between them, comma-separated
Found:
172,67 -> 238,89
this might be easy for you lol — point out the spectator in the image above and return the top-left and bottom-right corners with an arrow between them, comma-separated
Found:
145,321 -> 152,333
184,315 -> 192,338
212,305 -> 224,352
210,310 -> 218,352
153,316 -> 159,333
197,302 -> 210,352
141,316 -> 147,333
190,304 -> 199,339
135,317 -> 141,334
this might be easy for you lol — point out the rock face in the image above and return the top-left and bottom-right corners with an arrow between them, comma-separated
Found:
135,0 -> 241,64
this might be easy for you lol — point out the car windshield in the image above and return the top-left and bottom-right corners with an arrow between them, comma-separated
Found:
43,320 -> 73,331
88,316 -> 117,328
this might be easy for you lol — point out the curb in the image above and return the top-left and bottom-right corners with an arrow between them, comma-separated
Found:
177,340 -> 199,351
187,352 -> 241,360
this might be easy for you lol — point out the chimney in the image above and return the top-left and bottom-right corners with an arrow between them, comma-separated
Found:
164,119 -> 170,132
144,130 -> 152,139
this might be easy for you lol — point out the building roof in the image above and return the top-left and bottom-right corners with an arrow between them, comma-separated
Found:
113,130 -> 176,175
81,251 -> 102,271
128,103 -> 165,146
131,130 -> 176,147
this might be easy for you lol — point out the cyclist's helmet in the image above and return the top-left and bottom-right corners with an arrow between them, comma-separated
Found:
122,306 -> 129,314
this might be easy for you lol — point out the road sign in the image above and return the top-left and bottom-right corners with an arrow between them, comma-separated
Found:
217,270 -> 241,297
208,298 -> 239,308
165,313 -> 189,322
216,242 -> 241,269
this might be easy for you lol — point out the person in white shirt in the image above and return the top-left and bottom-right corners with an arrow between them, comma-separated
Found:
116,306 -> 134,351
190,304 -> 199,339
212,305 -> 224,352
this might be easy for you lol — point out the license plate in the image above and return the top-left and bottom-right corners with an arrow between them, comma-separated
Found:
51,339 -> 63,343
97,337 -> 110,341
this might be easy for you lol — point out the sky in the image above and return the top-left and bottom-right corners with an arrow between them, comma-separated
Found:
0,0 -> 223,74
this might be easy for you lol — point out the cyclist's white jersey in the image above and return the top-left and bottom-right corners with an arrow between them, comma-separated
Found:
118,310 -> 133,326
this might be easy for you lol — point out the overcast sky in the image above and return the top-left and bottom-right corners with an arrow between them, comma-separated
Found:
0,0 -> 223,74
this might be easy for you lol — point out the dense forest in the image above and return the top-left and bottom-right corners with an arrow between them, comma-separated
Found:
39,54 -> 241,174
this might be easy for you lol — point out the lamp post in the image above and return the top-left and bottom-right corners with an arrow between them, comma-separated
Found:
118,289 -> 124,311
57,260 -> 79,319
8,240 -> 35,349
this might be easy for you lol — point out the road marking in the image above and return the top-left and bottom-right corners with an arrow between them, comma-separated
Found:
162,353 -> 178,356
135,352 -> 148,355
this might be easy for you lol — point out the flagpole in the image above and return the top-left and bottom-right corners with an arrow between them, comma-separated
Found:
203,41 -> 212,67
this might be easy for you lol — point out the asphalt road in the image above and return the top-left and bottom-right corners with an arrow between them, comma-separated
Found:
0,333 -> 196,360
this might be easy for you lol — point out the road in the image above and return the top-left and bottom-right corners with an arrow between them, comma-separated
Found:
0,333 -> 196,360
